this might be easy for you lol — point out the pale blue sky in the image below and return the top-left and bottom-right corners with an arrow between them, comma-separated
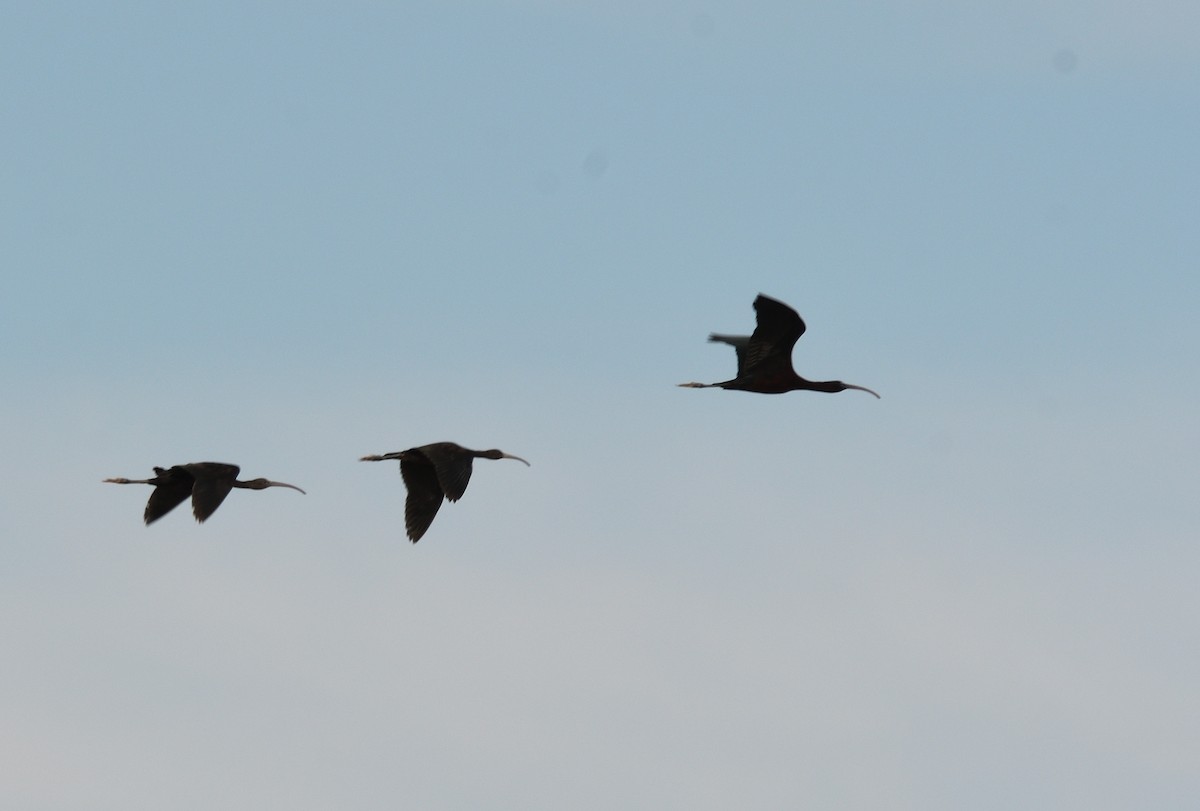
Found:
3,2 -> 1198,809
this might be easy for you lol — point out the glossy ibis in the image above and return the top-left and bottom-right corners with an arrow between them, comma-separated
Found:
678,294 -> 880,398
360,442 -> 530,543
104,462 -> 305,525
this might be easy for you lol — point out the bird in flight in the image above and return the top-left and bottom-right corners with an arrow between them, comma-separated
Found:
104,462 -> 305,524
360,442 -> 530,543
679,294 -> 880,398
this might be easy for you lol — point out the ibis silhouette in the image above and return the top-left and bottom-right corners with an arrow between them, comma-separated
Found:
679,294 -> 880,398
104,462 -> 305,525
360,442 -> 530,543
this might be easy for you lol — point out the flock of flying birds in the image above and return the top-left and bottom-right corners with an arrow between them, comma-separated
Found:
105,294 -> 880,543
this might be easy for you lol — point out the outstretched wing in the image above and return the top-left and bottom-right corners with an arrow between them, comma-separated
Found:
743,294 -> 806,376
400,459 -> 446,543
180,462 -> 239,523
143,467 -> 195,525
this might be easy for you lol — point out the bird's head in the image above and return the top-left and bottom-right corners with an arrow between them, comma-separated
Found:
480,449 -> 531,466
241,478 -> 307,494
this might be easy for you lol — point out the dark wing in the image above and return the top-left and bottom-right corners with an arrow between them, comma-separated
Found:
708,334 -> 750,376
743,295 -> 806,376
400,458 -> 446,543
180,462 -> 239,523
424,444 -> 475,503
143,467 -> 195,525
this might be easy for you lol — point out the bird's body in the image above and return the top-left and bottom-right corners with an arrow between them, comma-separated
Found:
104,462 -> 305,524
360,442 -> 529,543
679,294 -> 880,398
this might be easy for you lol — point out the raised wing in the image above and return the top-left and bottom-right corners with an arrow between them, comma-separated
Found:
742,294 -> 806,375
708,333 -> 750,376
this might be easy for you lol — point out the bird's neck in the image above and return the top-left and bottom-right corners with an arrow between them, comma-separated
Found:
802,379 -> 846,393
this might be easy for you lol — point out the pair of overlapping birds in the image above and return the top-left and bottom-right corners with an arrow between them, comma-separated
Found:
106,295 -> 879,542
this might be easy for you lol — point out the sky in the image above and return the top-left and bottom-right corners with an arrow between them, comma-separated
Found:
2,1 -> 1199,808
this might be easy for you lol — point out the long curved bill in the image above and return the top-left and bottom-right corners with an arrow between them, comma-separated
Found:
501,453 -> 531,467
844,384 -> 881,399
268,481 -> 307,494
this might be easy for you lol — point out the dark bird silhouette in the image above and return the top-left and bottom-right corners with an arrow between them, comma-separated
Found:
103,462 -> 305,525
678,294 -> 880,398
360,442 -> 530,543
